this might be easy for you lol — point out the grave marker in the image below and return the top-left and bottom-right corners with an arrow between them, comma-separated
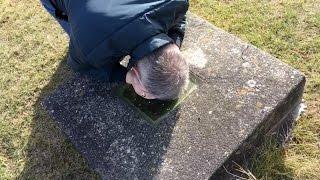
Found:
43,13 -> 305,179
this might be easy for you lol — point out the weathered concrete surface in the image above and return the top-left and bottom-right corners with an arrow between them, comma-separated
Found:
43,13 -> 305,179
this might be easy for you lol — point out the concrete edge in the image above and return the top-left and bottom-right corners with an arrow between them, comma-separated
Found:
210,75 -> 306,179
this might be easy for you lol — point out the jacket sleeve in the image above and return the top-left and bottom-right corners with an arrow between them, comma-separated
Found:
168,14 -> 186,48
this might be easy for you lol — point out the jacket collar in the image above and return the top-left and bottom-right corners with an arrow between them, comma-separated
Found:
128,33 -> 173,69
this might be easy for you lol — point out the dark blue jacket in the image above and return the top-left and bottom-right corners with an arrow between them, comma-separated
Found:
54,0 -> 189,82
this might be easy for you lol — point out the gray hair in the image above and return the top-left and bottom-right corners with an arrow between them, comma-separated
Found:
137,43 -> 189,100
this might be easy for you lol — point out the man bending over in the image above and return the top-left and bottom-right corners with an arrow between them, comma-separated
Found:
41,0 -> 190,100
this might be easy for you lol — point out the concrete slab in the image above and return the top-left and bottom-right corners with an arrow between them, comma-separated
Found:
42,13 -> 305,179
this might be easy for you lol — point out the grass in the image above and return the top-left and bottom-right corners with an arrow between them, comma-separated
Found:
190,0 -> 320,179
0,0 -> 319,179
0,1 -> 98,179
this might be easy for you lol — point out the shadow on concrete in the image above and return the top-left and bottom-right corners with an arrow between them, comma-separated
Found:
18,57 -> 100,179
18,56 -> 180,179
39,72 -> 181,179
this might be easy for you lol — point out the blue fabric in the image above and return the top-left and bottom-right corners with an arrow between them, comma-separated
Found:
40,0 -> 189,82
40,0 -> 70,36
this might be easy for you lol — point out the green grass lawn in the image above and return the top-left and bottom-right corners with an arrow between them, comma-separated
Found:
0,0 -> 319,179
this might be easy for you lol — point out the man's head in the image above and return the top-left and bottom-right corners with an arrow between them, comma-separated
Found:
126,43 -> 189,100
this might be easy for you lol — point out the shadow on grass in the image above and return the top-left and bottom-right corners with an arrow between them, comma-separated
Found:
18,57 -> 100,179
212,136 -> 295,180
250,137 -> 294,180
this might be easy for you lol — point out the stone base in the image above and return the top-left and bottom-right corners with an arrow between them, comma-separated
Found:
43,13 -> 305,179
